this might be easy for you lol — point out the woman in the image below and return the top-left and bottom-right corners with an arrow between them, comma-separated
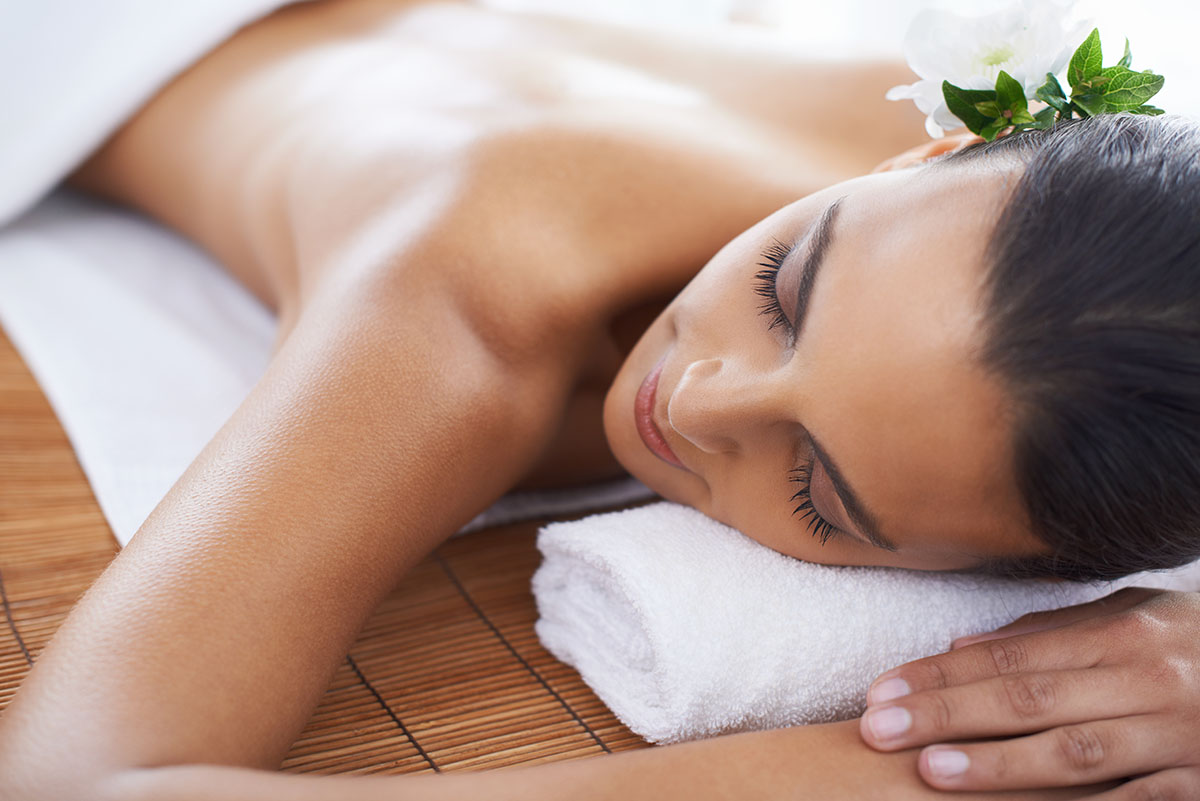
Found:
0,0 -> 1197,798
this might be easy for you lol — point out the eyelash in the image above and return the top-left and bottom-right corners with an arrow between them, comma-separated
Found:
788,462 -> 842,546
753,240 -> 841,546
753,238 -> 794,333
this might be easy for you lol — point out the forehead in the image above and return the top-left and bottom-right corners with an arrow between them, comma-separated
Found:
801,165 -> 1043,561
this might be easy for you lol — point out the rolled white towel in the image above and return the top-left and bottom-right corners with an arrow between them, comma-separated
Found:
532,501 -> 1200,744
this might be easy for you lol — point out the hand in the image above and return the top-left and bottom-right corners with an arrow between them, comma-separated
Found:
858,587 -> 1200,799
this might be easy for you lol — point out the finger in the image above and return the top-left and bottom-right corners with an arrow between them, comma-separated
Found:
1087,767 -> 1200,801
916,716 -> 1185,791
861,667 -> 1145,751
951,588 -> 1163,650
867,622 -> 1110,706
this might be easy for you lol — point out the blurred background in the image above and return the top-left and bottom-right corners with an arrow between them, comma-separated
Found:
478,0 -> 1199,116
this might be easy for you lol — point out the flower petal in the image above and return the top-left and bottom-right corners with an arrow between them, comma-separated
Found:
888,0 -> 1088,139
932,102 -> 962,132
885,83 -> 920,101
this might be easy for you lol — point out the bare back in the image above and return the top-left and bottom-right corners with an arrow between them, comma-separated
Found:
72,0 -> 926,488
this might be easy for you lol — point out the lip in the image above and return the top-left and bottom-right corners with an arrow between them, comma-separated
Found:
634,357 -> 687,470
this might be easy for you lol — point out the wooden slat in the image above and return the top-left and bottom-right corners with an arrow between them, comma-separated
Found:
0,325 -> 648,773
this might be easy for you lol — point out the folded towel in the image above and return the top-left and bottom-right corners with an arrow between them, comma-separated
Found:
532,501 -> 1200,744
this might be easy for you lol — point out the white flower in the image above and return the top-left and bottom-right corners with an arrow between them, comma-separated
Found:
886,0 -> 1090,138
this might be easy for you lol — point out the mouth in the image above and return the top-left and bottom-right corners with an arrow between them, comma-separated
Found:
634,357 -> 687,470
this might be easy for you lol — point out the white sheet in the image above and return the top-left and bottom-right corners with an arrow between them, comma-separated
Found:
0,0 -> 310,228
0,192 -> 279,542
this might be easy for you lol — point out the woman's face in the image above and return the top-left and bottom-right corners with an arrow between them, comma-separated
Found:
604,160 -> 1049,571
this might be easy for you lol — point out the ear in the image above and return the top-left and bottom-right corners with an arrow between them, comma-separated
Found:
869,131 -> 984,174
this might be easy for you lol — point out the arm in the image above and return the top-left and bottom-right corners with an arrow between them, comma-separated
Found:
0,258 -> 576,797
103,720 -> 1101,801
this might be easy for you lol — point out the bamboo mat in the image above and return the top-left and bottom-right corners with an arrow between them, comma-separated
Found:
0,326 -> 648,773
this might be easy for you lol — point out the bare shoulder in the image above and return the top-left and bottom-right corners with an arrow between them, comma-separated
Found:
71,0 -> 924,340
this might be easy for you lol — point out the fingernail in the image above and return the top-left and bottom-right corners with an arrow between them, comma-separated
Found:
868,677 -> 911,705
864,706 -> 912,741
925,748 -> 969,780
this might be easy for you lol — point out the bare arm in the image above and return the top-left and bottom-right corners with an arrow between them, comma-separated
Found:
103,720 -> 1100,801
0,258 -> 577,795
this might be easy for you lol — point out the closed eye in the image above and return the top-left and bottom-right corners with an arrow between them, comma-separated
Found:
751,197 -> 844,344
753,238 -> 795,336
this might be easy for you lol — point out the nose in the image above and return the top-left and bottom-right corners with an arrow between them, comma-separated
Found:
666,358 -> 796,454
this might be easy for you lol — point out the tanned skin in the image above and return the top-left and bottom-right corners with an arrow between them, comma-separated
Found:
0,2 -> 1108,799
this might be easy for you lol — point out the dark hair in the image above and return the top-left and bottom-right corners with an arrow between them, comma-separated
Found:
941,114 -> 1200,581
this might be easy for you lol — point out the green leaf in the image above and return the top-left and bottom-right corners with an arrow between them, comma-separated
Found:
1128,103 -> 1165,116
942,81 -> 999,134
992,71 -> 1034,126
1097,66 -> 1165,111
1068,28 -> 1104,91
980,117 -> 1010,142
995,70 -> 1029,113
1009,107 -> 1037,125
974,100 -> 1003,117
1072,93 -> 1107,118
1095,65 -> 1135,80
1027,106 -> 1058,129
1036,72 -> 1069,113
1118,37 -> 1133,69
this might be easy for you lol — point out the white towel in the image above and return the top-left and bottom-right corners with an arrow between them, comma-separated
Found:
532,502 -> 1200,744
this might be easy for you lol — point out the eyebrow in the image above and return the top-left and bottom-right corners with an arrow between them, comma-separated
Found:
810,431 -> 899,552
791,196 -> 846,339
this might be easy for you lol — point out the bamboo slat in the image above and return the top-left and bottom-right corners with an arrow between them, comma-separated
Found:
0,325 -> 647,773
